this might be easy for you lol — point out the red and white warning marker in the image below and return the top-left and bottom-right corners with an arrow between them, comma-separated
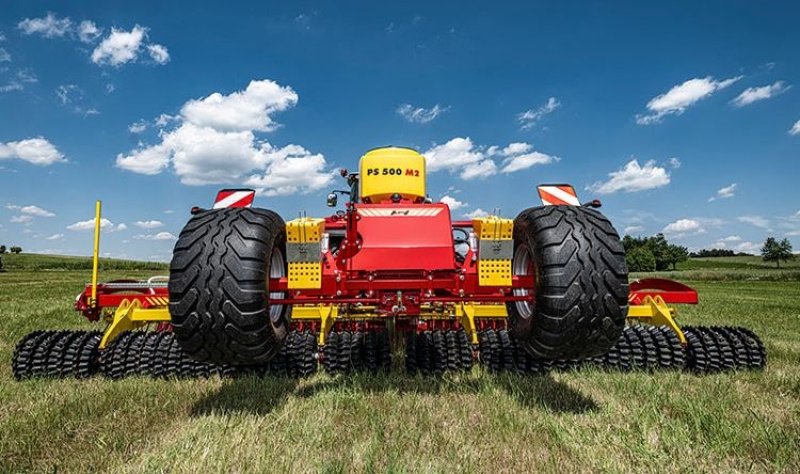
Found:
537,184 -> 581,206
213,189 -> 256,209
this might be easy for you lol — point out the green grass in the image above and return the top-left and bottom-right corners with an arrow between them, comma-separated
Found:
633,256 -> 800,282
1,259 -> 799,472
1,253 -> 168,272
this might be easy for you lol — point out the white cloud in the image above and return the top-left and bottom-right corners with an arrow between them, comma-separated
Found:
731,81 -> 790,107
181,80 -> 298,132
45,233 -> 64,240
91,26 -> 146,65
440,195 -> 466,211
669,157 -> 681,169
460,159 -> 497,180
11,215 -> 33,224
77,20 -> 101,43
663,219 -> 704,236
464,208 -> 489,219
18,13 -> 72,38
133,232 -> 177,241
117,79 -> 333,196
396,104 -> 449,123
67,218 -> 127,232
0,69 -> 38,93
0,137 -> 65,166
422,138 -> 556,181
734,241 -> 760,254
128,120 -> 148,134
134,220 -> 164,229
711,235 -> 742,248
517,97 -> 560,130
636,75 -> 742,124
738,215 -> 770,229
624,225 -> 645,235
146,43 -> 170,64
0,48 -> 10,62
10,205 -> 55,217
423,138 -> 484,173
587,160 -> 670,195
708,183 -> 736,202
498,143 -> 557,173
790,120 -> 800,136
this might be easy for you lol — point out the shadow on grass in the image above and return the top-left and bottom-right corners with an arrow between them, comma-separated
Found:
191,372 -> 598,417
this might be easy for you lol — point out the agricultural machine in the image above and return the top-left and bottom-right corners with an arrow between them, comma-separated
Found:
12,146 -> 765,380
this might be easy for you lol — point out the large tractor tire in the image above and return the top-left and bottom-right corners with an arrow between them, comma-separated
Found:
507,205 -> 628,360
169,208 -> 290,365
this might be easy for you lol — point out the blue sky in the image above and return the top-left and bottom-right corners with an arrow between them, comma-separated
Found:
1,1 -> 799,261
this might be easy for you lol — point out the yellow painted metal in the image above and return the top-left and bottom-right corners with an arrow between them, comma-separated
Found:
627,295 -> 686,343
286,217 -> 324,289
477,259 -> 512,287
359,147 -> 426,202
99,299 -> 170,349
90,200 -> 102,309
472,215 -> 514,286
288,262 -> 322,289
285,217 -> 325,243
472,216 -> 514,240
291,305 -> 338,345
455,303 -> 508,344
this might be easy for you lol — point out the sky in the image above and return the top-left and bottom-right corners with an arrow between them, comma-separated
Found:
1,1 -> 799,262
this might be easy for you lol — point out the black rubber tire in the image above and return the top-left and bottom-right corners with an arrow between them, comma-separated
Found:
404,332 -> 417,374
46,331 -> 81,378
456,329 -> 474,371
323,331 -> 339,374
169,207 -> 290,365
430,330 -> 446,376
444,331 -> 458,371
497,329 -> 516,372
508,206 -> 629,360
730,327 -> 766,369
12,331 -> 46,380
377,330 -> 391,371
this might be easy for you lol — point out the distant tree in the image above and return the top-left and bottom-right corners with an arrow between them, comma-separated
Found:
626,246 -> 657,272
0,245 -> 5,254
761,237 -> 794,268
666,244 -> 689,270
9,246 -> 22,254
690,248 -> 736,258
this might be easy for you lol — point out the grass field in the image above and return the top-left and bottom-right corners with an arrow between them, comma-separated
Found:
1,255 -> 799,473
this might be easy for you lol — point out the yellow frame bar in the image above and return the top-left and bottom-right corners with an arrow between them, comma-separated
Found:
99,299 -> 170,349
90,200 -> 101,309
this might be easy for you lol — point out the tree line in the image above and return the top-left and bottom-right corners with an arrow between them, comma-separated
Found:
622,234 -> 689,272
0,245 -> 22,254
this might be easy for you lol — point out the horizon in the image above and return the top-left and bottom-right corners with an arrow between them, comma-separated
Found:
2,1 -> 799,261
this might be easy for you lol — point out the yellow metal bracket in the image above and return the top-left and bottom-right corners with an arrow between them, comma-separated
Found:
100,299 -> 170,349
291,305 -> 338,346
455,302 -> 507,344
627,295 -> 686,344
472,216 -> 514,286
286,217 -> 325,290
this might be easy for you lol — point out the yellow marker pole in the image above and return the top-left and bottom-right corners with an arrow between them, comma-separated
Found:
90,200 -> 102,309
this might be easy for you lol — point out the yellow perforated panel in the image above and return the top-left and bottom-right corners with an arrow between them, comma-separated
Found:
288,262 -> 322,289
478,259 -> 512,286
286,218 -> 325,243
472,216 -> 513,240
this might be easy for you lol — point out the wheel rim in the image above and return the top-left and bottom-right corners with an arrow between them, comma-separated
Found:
268,248 -> 286,322
512,244 -> 534,319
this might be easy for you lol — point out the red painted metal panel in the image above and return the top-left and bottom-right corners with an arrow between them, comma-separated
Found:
349,203 -> 455,271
